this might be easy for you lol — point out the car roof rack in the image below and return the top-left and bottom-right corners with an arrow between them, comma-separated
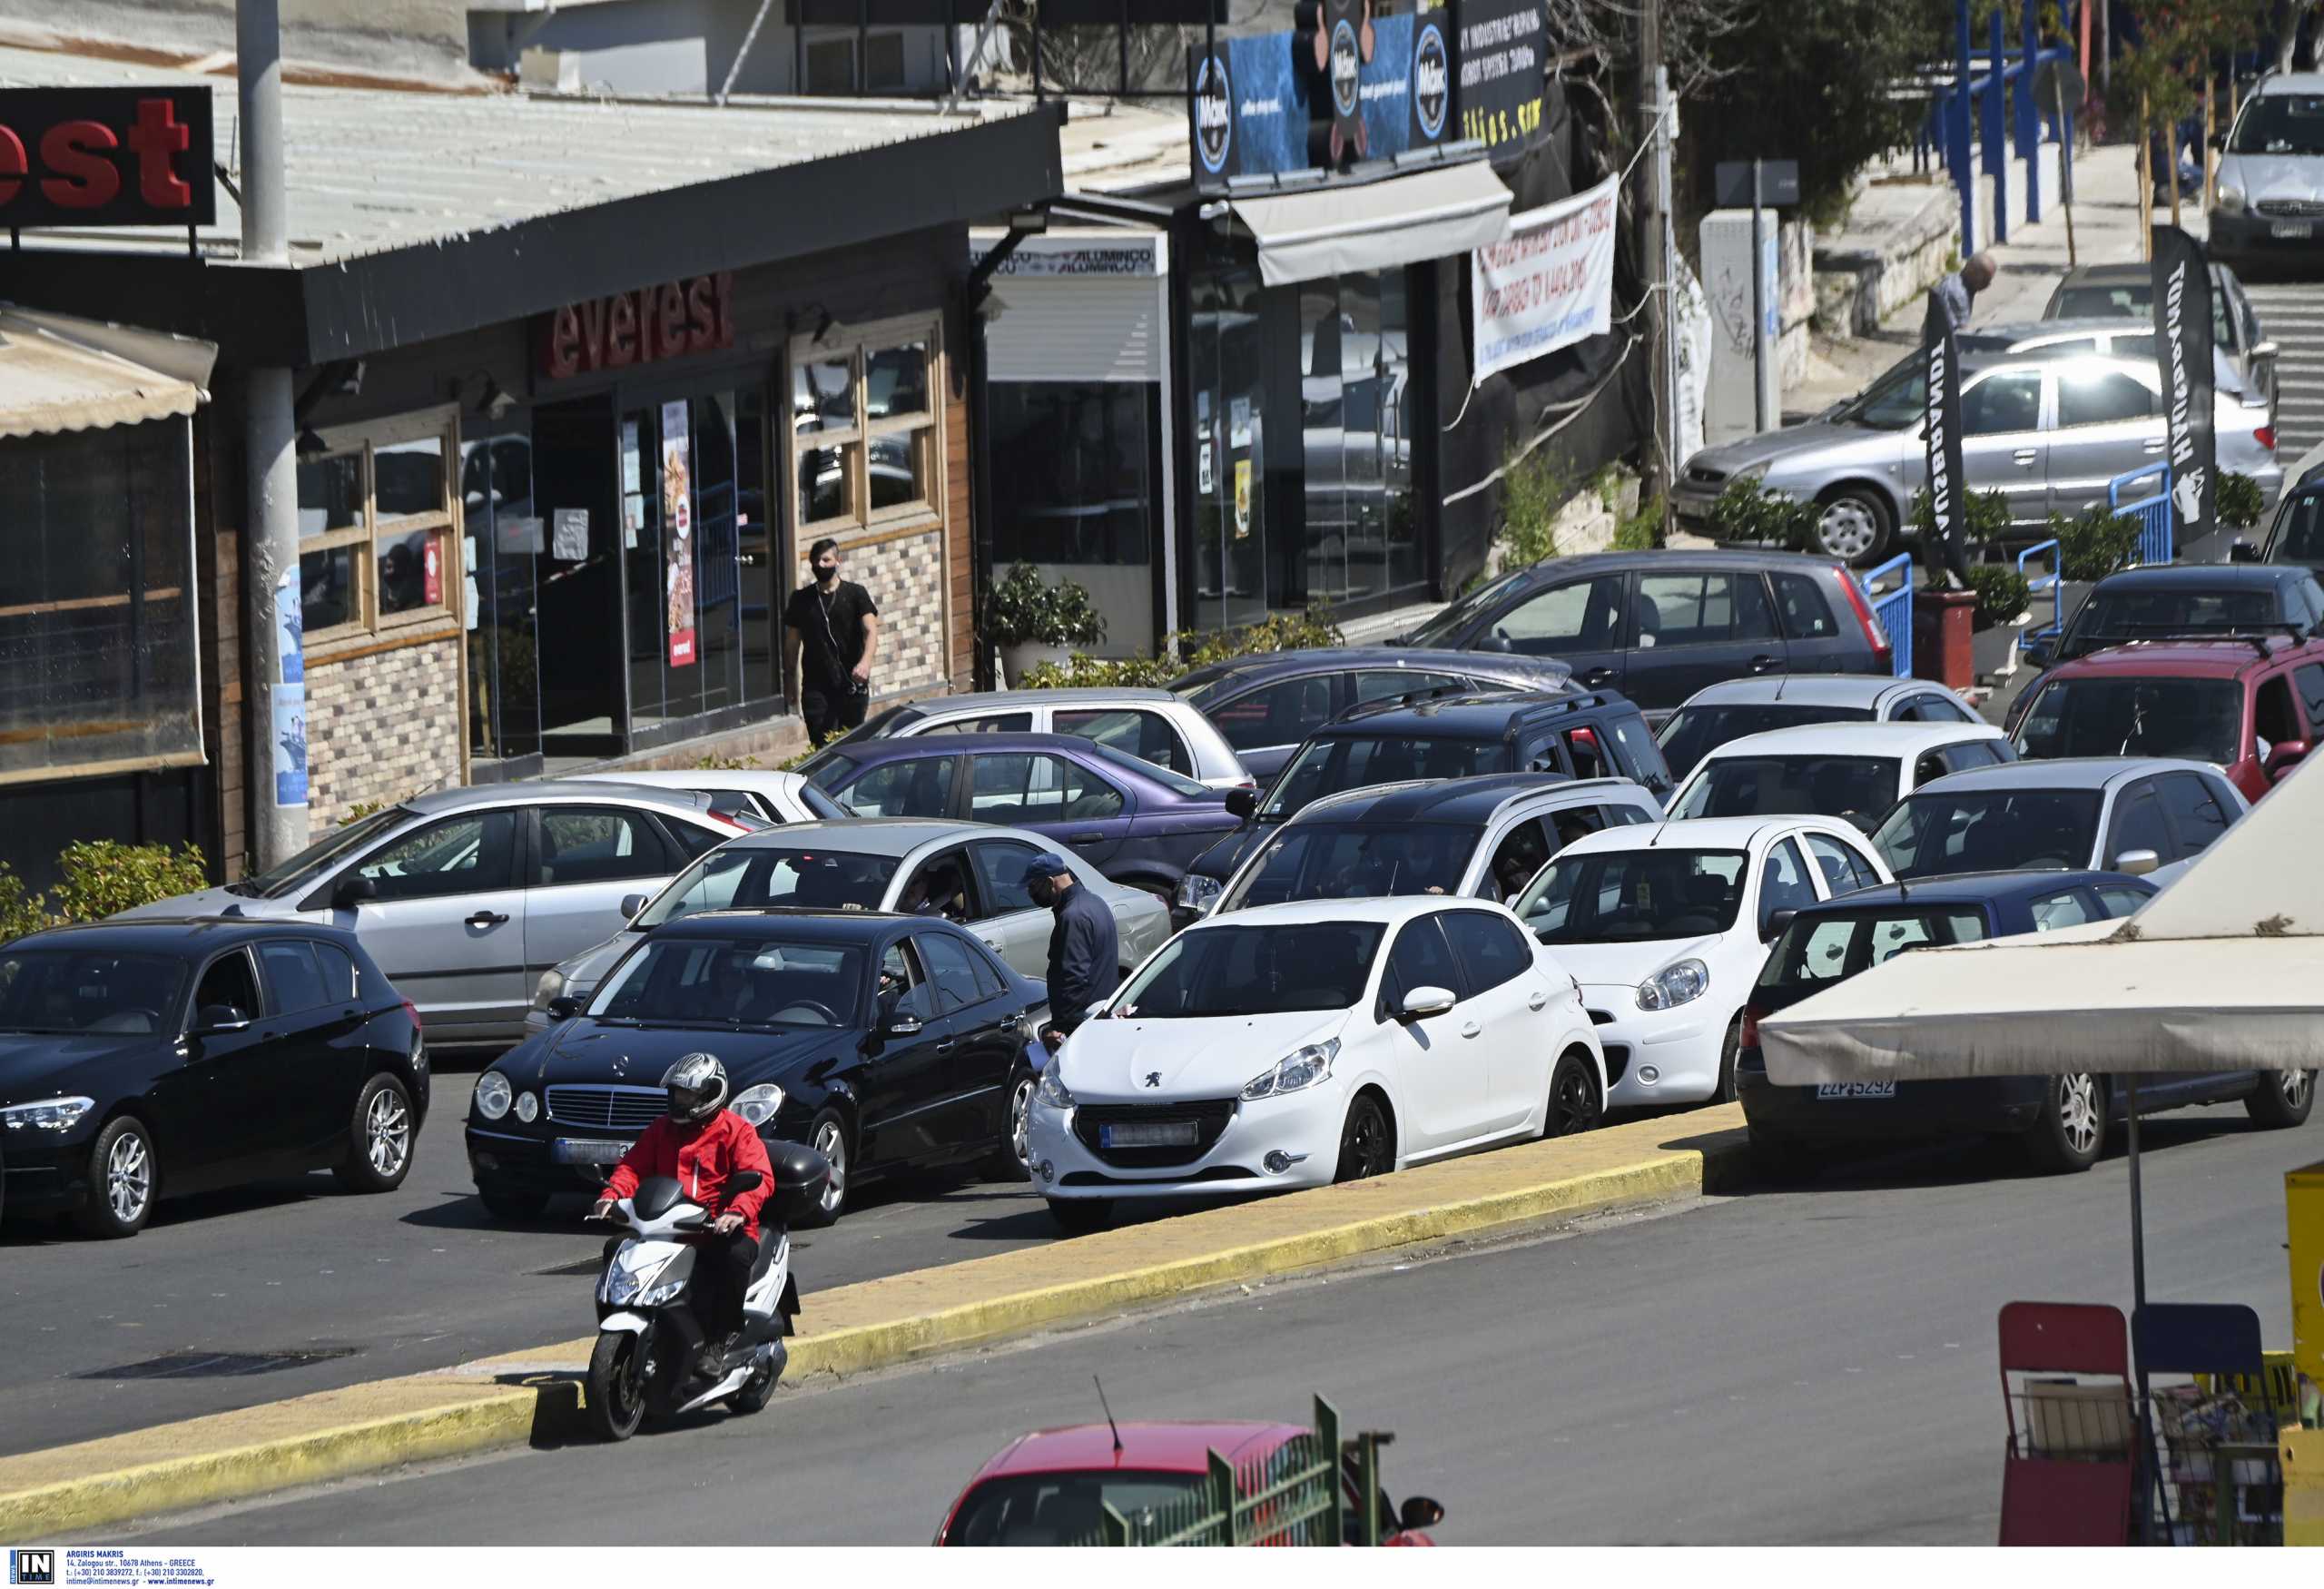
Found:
2081,622 -> 2308,655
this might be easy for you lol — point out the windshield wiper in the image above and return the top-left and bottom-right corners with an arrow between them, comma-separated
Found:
222,880 -> 265,897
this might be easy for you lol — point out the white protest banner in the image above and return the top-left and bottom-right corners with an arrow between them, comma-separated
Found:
1471,173 -> 1619,383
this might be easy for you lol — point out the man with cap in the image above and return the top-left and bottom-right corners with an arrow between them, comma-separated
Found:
1024,852 -> 1118,1052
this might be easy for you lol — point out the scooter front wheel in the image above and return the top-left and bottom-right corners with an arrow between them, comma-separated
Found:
586,1330 -> 648,1441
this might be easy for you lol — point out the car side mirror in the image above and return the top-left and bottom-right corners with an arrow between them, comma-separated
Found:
1398,985 -> 1457,1021
2209,129 -> 2228,150
619,893 -> 648,921
1760,908 -> 1797,943
2252,339 -> 2280,361
546,994 -> 581,1022
2228,540 -> 2260,565
2113,848 -> 2162,877
192,1004 -> 251,1035
724,1169 -> 763,1194
1225,787 -> 1257,822
2265,741 -> 2311,781
885,1012 -> 924,1037
1483,633 -> 1515,654
2019,636 -> 2051,668
1397,1495 -> 1446,1532
332,873 -> 379,911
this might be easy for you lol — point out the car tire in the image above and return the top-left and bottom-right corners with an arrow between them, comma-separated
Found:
1714,1017 -> 1743,1105
1544,1051 -> 1605,1138
1747,1126 -> 1818,1185
75,1116 -> 156,1239
796,1110 -> 852,1228
477,1182 -> 550,1222
980,1063 -> 1036,1182
333,1073 -> 417,1194
2245,1068 -> 2317,1130
2024,1072 -> 2107,1174
1046,1196 -> 1113,1235
1334,1092 -> 1396,1180
1814,486 -> 1894,568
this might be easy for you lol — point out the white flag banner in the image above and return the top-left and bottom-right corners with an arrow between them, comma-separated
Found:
1470,173 -> 1619,384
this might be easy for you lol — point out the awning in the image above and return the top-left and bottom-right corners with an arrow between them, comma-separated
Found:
1232,161 -> 1512,288
0,307 -> 219,441
1760,755 -> 2324,1086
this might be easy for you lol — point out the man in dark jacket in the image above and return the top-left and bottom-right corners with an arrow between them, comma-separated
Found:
1025,853 -> 1118,1051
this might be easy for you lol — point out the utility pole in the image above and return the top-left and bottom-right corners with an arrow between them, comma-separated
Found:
239,0 -> 308,870
1637,0 -> 1672,516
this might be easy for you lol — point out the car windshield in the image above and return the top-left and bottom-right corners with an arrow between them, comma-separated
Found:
799,784 -> 850,821
1264,735 -> 1511,820
945,1471 -> 1208,1546
2013,676 -> 2243,765
1088,742 -> 1210,797
2063,587 -> 2284,655
1872,790 -> 2104,878
2230,94 -> 2324,155
1657,704 -> 1876,780
1757,907 -> 1992,1010
1403,567 -> 1530,646
0,950 -> 189,1036
797,750 -> 856,792
1834,353 -> 1925,429
1222,822 -> 1478,911
1520,849 -> 1748,943
589,937 -> 863,1029
236,806 -> 406,898
1113,921 -> 1387,1018
635,847 -> 903,927
1668,755 -> 1898,823
2051,282 -> 2234,350
832,705 -> 925,747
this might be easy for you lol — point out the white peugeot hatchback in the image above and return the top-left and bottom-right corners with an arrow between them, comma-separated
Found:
1025,896 -> 1607,1233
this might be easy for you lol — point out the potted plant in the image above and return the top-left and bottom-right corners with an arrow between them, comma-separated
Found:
983,562 -> 1105,686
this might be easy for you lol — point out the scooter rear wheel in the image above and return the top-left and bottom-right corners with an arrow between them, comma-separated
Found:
587,1331 -> 648,1441
730,1340 -> 787,1416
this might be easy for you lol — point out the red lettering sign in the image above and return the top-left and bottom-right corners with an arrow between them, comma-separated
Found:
0,89 -> 214,227
537,273 -> 737,380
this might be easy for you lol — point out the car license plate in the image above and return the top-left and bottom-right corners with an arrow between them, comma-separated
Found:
1100,1120 -> 1199,1149
2271,221 -> 2313,240
1816,1082 -> 1896,1100
552,1137 -> 632,1165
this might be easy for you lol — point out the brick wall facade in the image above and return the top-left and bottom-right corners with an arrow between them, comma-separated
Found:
303,637 -> 467,827
839,526 -> 949,697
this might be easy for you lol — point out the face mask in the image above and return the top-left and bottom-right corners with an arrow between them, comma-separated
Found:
815,562 -> 840,584
1029,878 -> 1057,908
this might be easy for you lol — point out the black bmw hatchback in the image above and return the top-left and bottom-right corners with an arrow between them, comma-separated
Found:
0,919 -> 429,1239
466,909 -> 1049,1227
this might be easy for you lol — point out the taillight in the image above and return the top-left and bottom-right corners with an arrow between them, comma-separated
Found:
1834,566 -> 1893,671
2257,424 -> 2278,453
1738,1002 -> 1762,1050
709,814 -> 750,834
401,999 -> 421,1029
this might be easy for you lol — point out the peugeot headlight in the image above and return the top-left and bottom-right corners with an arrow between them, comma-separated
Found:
1636,959 -> 1710,1012
533,968 -> 566,1009
1035,1064 -> 1076,1110
732,1082 -> 787,1128
475,1071 -> 513,1120
1241,1039 -> 1340,1101
2217,183 -> 2247,214
1176,873 -> 1223,913
1,1096 -> 94,1132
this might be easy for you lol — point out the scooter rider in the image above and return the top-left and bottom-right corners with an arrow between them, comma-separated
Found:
591,1053 -> 772,1369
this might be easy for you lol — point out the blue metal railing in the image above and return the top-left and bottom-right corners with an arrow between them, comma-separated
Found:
2109,462 -> 2175,568
1917,27 -> 2078,252
2015,538 -> 2063,646
1861,553 -> 1915,679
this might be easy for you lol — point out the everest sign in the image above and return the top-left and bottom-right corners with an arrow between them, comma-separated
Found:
1471,174 -> 1618,383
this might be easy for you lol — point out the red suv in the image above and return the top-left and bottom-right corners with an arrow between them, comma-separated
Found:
2009,637 -> 2324,803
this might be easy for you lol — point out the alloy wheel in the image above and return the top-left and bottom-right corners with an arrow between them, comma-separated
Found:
367,1089 -> 411,1177
2058,1073 -> 2102,1157
812,1119 -> 849,1217
1551,1061 -> 1603,1136
107,1130 -> 152,1226
1340,1100 -> 1392,1180
2284,1070 -> 2313,1111
1009,1076 -> 1036,1170
1817,499 -> 1877,561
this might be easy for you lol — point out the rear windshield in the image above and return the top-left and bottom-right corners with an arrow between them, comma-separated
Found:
2051,282 -> 2233,350
1668,754 -> 1898,824
1519,849 -> 1748,943
635,846 -> 902,927
1657,704 -> 1875,780
1872,790 -> 2103,878
2063,587 -> 2284,656
1088,742 -> 1210,797
797,750 -> 856,792
1222,822 -> 1477,912
1757,907 -> 1991,1008
832,705 -> 925,747
945,1472 -> 1206,1546
2013,676 -> 2243,765
1264,735 -> 1512,820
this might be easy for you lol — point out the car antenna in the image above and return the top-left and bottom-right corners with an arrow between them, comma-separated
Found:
1094,1375 -> 1124,1455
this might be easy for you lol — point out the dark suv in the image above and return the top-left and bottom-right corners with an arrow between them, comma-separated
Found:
1173,690 -> 1671,920
1396,549 -> 1893,716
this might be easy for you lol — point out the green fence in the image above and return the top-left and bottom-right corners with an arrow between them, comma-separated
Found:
1070,1397 -> 1400,1547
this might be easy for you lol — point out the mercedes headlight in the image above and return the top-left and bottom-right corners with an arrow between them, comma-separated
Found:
1,1096 -> 94,1132
1636,959 -> 1710,1012
2217,183 -> 2247,214
514,1091 -> 539,1123
1241,1039 -> 1340,1101
1176,873 -> 1223,913
1035,1064 -> 1076,1110
533,968 -> 566,1009
732,1082 -> 787,1128
475,1071 -> 513,1120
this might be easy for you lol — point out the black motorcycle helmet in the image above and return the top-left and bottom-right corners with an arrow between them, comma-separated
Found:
662,1052 -> 729,1125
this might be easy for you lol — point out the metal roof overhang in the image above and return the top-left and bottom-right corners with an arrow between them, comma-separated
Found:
1229,160 -> 1512,289
0,308 -> 219,439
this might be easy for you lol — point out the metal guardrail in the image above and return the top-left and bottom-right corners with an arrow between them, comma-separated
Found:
2109,462 -> 2175,568
2016,537 -> 2063,645
1860,553 -> 1915,679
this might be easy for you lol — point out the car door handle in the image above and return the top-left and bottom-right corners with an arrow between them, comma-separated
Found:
1528,992 -> 1549,1012
1748,654 -> 1782,674
2013,449 -> 2040,466
1460,1020 -> 1482,1039
935,1038 -> 957,1053
1068,831 -> 1105,844
1581,667 -> 1617,686
466,911 -> 510,927
979,937 -> 1000,950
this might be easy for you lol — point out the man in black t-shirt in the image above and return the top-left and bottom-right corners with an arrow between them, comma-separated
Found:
783,537 -> 881,745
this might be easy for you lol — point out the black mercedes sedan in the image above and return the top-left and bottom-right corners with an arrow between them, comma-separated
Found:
465,908 -> 1049,1227
0,919 -> 429,1239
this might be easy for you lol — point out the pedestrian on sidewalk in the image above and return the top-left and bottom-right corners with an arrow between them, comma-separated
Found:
1935,252 -> 1999,333
783,537 -> 881,746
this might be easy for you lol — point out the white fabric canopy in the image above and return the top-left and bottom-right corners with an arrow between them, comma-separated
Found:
1232,162 -> 1512,288
0,307 -> 217,439
1761,755 -> 2324,1085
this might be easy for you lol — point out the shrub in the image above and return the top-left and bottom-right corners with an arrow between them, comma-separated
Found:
1019,609 -> 1345,692
1613,495 -> 1664,552
1709,478 -> 1816,551
1906,488 -> 2013,549
35,842 -> 211,927
2218,471 -> 2266,532
1965,565 -> 2032,632
982,562 -> 1106,648
2050,505 -> 2143,583
0,866 -> 47,944
693,753 -> 762,771
1493,447 -> 1568,570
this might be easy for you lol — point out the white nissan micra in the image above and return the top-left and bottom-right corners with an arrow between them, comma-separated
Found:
1025,896 -> 1608,1234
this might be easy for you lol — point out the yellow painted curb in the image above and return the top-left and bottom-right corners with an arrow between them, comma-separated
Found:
1,1106 -> 1744,1536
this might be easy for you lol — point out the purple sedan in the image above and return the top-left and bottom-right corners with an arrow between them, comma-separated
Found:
796,732 -> 1243,902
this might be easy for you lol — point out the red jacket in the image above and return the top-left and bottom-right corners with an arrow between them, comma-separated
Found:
604,1111 -> 773,1240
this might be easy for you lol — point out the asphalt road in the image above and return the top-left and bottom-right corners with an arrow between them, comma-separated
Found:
141,1100 -> 2317,1546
